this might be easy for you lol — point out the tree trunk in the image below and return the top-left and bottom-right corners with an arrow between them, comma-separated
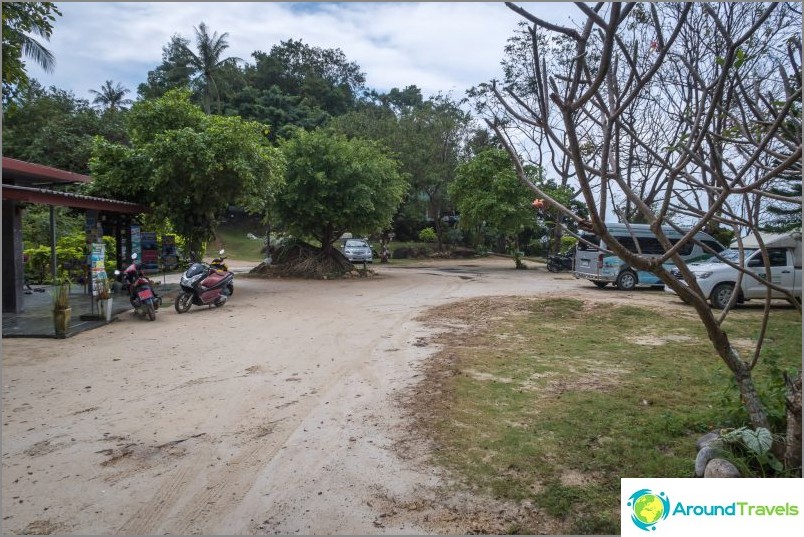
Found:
784,370 -> 802,474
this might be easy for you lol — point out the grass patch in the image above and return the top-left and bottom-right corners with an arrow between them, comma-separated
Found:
208,220 -> 267,262
407,297 -> 801,534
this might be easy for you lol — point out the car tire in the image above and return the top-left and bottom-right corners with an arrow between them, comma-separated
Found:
710,283 -> 736,310
616,270 -> 637,291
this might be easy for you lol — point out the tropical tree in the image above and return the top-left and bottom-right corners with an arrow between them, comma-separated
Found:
2,81 -> 126,173
330,89 -> 472,247
273,128 -> 407,259
89,80 -> 133,112
89,89 -> 285,256
450,148 -> 537,265
137,34 -> 195,100
2,2 -> 61,105
248,39 -> 366,116
180,22 -> 242,114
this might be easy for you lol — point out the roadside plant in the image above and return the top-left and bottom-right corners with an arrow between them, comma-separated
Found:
719,427 -> 784,477
418,227 -> 437,243
51,274 -> 70,310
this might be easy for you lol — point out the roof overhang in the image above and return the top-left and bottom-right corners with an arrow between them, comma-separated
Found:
2,184 -> 149,214
2,157 -> 92,187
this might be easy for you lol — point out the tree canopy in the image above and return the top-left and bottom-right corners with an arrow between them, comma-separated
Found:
273,128 -> 407,253
88,89 -> 285,255
2,1 -> 61,106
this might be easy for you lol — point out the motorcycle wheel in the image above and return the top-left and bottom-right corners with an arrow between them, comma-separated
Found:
145,302 -> 156,321
227,282 -> 234,296
174,292 -> 193,314
547,260 -> 560,273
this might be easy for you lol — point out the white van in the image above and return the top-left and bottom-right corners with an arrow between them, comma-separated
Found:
573,223 -> 726,290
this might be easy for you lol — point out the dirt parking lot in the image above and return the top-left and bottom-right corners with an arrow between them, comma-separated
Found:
2,257 -> 681,535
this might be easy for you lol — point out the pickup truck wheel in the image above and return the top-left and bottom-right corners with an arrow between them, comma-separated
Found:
616,270 -> 637,291
710,283 -> 735,309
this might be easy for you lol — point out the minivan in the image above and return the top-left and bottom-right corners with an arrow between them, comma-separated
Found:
573,223 -> 725,290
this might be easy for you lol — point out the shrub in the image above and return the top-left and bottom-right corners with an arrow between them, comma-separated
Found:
418,227 -> 437,243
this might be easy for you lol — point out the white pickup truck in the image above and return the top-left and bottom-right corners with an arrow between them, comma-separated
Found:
665,231 -> 802,309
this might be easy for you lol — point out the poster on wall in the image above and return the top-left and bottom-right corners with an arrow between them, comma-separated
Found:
140,231 -> 159,272
131,225 -> 142,262
85,210 -> 98,243
89,243 -> 107,297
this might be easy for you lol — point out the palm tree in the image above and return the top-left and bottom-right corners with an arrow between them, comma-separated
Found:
89,80 -> 133,112
179,22 -> 241,114
2,2 -> 60,93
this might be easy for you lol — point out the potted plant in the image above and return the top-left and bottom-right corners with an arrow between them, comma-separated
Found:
52,276 -> 71,338
97,277 -> 113,322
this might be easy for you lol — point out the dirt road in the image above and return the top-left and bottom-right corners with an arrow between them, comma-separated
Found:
1,258 -> 667,535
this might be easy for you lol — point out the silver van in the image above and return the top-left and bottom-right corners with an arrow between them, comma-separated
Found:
573,223 -> 725,290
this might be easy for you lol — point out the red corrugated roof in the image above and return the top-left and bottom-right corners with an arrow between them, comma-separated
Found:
2,184 -> 149,214
2,157 -> 92,184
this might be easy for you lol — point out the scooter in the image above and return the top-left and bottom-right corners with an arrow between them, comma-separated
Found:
209,250 -> 234,296
546,250 -> 575,273
174,249 -> 235,313
116,253 -> 162,321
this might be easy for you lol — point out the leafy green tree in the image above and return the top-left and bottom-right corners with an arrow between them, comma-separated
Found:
137,34 -> 195,100
179,22 -> 242,114
2,81 -> 126,173
2,2 -> 61,105
89,80 -> 133,112
274,128 -> 406,257
330,89 -> 471,247
248,39 -> 366,116
89,89 -> 285,256
450,148 -> 538,265
762,176 -> 802,232
225,85 -> 329,140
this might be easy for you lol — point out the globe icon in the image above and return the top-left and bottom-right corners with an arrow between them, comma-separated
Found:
633,493 -> 664,525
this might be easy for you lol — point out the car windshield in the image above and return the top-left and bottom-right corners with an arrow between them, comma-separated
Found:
709,248 -> 757,263
345,240 -> 368,248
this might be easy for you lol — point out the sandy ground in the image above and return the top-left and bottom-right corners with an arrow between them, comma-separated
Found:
1,257 -> 677,535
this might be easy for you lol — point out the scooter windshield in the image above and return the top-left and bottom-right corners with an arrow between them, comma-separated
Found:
185,263 -> 207,278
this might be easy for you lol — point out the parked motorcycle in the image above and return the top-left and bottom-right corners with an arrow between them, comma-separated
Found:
546,249 -> 575,273
174,250 -> 235,313
209,250 -> 234,296
116,253 -> 162,321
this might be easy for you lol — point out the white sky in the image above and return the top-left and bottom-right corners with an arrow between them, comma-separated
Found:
26,1 -> 581,103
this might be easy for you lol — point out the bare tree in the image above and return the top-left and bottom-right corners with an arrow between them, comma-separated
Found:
478,2 -> 801,469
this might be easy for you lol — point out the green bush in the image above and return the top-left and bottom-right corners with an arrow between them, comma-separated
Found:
560,235 -> 578,253
24,232 -> 117,284
418,227 -> 437,243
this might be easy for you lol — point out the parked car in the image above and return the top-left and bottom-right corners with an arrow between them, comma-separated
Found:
342,238 -> 374,263
665,231 -> 802,309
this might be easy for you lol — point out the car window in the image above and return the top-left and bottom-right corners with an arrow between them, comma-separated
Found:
345,240 -> 368,248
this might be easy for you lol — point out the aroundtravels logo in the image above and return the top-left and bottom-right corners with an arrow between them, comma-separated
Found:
627,489 -> 671,531
622,479 -> 801,535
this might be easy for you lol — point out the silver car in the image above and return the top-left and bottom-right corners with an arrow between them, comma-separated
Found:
342,238 -> 373,263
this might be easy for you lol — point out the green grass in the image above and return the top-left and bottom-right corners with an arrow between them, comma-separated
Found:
413,298 -> 801,534
207,220 -> 267,262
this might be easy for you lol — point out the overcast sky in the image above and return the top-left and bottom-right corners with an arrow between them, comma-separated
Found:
27,2 -> 581,103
